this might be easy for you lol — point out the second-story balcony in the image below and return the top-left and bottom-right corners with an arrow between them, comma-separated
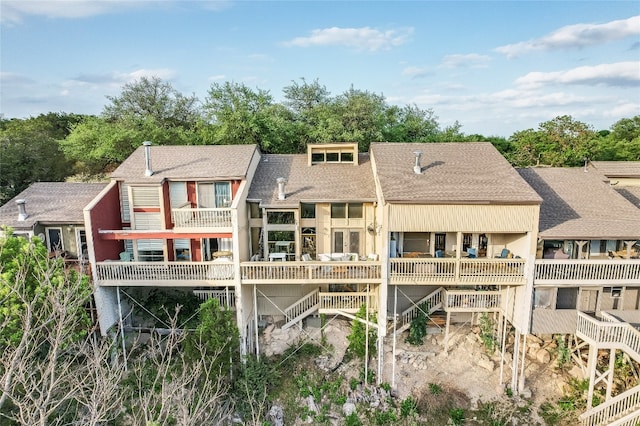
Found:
390,258 -> 526,286
96,261 -> 235,287
535,259 -> 640,286
240,261 -> 382,285
171,207 -> 232,231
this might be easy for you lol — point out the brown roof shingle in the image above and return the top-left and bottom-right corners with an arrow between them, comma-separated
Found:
371,142 -> 541,204
248,153 -> 376,207
0,182 -> 107,229
518,168 -> 640,239
590,161 -> 640,178
110,144 -> 259,183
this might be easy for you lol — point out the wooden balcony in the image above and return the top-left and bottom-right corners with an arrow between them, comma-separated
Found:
171,207 -> 232,230
319,291 -> 378,314
389,258 -> 526,286
535,259 -> 640,286
240,261 -> 382,285
443,289 -> 502,312
96,261 -> 235,287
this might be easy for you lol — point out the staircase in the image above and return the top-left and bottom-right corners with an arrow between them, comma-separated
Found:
577,312 -> 640,426
281,289 -> 320,330
394,287 -> 444,335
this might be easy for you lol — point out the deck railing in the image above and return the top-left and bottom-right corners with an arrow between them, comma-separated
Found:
535,260 -> 640,285
193,289 -> 236,309
96,261 -> 234,285
282,289 -> 320,329
319,292 -> 378,313
241,261 -> 381,284
171,207 -> 232,229
444,289 -> 502,312
576,312 -> 640,362
390,258 -> 525,285
579,385 -> 640,426
401,287 -> 444,327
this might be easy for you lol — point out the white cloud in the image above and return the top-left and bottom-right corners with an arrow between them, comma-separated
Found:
283,26 -> 413,52
63,69 -> 177,91
515,61 -> 640,89
440,54 -> 491,69
0,0 -> 141,24
401,66 -> 432,79
495,15 -> 640,58
0,72 -> 35,85
208,74 -> 226,82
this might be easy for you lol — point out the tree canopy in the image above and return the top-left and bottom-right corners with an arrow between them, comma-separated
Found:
2,76 -> 638,192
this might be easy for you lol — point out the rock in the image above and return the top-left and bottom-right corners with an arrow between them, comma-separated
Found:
342,402 -> 356,416
535,348 -> 551,364
520,387 -> 532,398
471,325 -> 481,334
568,365 -> 585,380
268,405 -> 284,426
478,355 -> 494,371
307,395 -> 319,414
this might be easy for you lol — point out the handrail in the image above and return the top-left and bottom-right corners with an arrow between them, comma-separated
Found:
96,261 -> 234,282
241,261 -> 381,283
282,289 -> 320,329
389,258 -> 525,285
444,289 -> 502,312
171,207 -> 233,228
193,289 -> 236,308
319,292 -> 377,312
400,287 -> 443,327
579,385 -> 640,426
535,259 -> 640,284
576,312 -> 640,363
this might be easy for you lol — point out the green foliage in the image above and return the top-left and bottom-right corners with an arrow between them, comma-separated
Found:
479,313 -> 498,352
0,229 -> 91,347
450,407 -> 465,425
0,114 -> 76,203
346,305 -> 377,360
429,382 -> 443,396
186,298 -> 240,375
344,412 -> 362,426
380,382 -> 391,392
233,355 -> 278,421
400,395 -> 418,418
370,409 -> 397,425
406,302 -> 429,346
555,335 -> 571,369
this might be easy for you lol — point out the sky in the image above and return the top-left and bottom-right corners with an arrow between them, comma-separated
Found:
1,1 -> 639,137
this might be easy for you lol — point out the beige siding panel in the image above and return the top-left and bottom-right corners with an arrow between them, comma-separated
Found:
388,205 -> 538,233
316,204 -> 331,255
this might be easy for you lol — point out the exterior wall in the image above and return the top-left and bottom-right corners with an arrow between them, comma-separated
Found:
85,181 -> 124,263
256,284 -> 315,316
388,204 -> 538,233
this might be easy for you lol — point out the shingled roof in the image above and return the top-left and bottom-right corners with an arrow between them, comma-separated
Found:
370,142 -> 541,204
590,161 -> 640,178
110,144 -> 259,183
247,153 -> 376,207
615,186 -> 640,209
518,168 -> 640,239
0,182 -> 107,230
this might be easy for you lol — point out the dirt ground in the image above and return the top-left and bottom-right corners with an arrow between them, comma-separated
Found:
262,318 -> 570,423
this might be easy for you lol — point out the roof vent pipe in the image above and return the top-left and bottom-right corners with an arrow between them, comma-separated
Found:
143,141 -> 153,176
277,177 -> 287,200
16,199 -> 28,221
413,150 -> 422,174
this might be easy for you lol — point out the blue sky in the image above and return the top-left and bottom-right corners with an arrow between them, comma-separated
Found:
1,1 -> 639,137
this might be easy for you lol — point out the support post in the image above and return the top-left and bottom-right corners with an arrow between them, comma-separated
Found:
586,344 -> 597,409
519,333 -> 527,392
606,349 -> 616,401
116,286 -> 127,371
392,285 -> 398,389
444,311 -> 451,353
254,284 -> 260,360
511,330 -> 520,393
364,284 -> 369,385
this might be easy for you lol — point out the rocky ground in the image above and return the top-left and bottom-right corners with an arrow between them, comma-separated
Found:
260,317 -> 574,424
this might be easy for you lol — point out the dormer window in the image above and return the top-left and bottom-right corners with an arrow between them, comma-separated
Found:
308,143 -> 358,166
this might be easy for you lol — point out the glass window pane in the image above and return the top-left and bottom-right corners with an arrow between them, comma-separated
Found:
331,203 -> 346,218
311,152 -> 324,163
267,211 -> 295,224
326,152 -> 339,162
301,203 -> 316,218
334,231 -> 344,253
348,203 -> 363,218
341,152 -> 353,162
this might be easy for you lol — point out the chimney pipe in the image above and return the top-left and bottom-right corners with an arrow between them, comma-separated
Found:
16,199 -> 28,221
277,177 -> 287,200
143,141 -> 153,176
413,150 -> 422,174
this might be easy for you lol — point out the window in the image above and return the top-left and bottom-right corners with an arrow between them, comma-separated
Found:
137,239 -> 164,262
46,227 -> 63,252
175,239 -> 191,261
267,211 -> 295,224
462,233 -> 472,251
301,203 -> 316,219
403,232 -> 430,254
302,227 -> 316,259
169,182 -> 188,208
331,203 -> 363,219
197,182 -> 232,208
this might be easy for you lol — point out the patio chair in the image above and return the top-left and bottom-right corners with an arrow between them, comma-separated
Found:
495,248 -> 509,259
119,251 -> 132,262
435,250 -> 444,258
467,248 -> 477,258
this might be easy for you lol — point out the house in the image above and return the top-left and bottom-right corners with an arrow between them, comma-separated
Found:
371,142 -> 542,389
520,166 -> 640,424
84,142 -> 261,336
0,182 -> 107,268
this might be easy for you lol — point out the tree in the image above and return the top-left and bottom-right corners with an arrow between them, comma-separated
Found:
507,115 -> 597,167
0,230 -> 92,424
104,76 -> 201,128
596,116 -> 640,161
0,115 -> 76,204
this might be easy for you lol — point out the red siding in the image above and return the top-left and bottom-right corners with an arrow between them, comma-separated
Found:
88,184 -> 124,262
